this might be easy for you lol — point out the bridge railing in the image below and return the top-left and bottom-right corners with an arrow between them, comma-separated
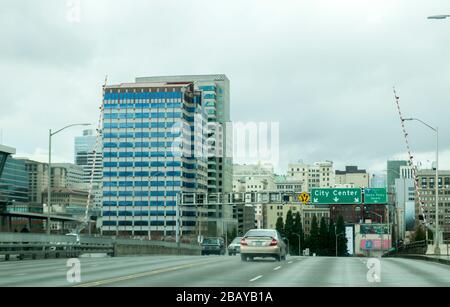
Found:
0,233 -> 200,261
383,240 -> 427,257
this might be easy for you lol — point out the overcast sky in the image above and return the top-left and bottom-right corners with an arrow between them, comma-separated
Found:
1,0 -> 449,174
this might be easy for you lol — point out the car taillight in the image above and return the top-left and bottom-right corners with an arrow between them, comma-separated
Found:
241,238 -> 248,246
270,238 -> 278,246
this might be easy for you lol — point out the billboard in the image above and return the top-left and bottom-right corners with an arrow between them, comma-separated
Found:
360,239 -> 392,251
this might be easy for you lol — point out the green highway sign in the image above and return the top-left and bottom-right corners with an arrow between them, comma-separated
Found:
310,188 -> 362,205
364,188 -> 388,204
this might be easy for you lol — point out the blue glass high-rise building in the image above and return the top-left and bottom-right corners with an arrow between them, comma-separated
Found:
101,81 -> 208,238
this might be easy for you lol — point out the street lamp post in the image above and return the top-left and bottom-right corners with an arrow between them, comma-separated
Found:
293,233 -> 302,256
427,15 -> 450,20
47,123 -> 91,235
403,117 -> 440,255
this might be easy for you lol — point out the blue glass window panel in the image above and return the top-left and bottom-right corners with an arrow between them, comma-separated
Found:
104,104 -> 118,109
150,201 -> 164,206
135,103 -> 150,108
153,103 -> 166,108
167,103 -> 183,109
151,161 -> 165,167
119,171 -> 133,177
119,123 -> 134,129
103,123 -> 118,129
135,122 -> 150,128
118,211 -> 133,217
135,152 -> 149,158
151,132 -> 166,138
185,173 -> 195,179
104,142 -> 118,148
168,142 -> 181,147
167,112 -> 181,118
134,191 -> 149,197
103,191 -> 117,197
166,201 -> 177,206
151,112 -> 165,119
166,161 -> 181,167
119,181 -> 133,187
151,221 -> 164,226
134,181 -> 149,187
166,211 -> 176,216
104,133 -> 118,138
104,172 -> 117,177
103,221 -> 117,226
135,161 -> 149,167
150,171 -> 164,177
118,221 -> 132,226
135,132 -> 150,138
119,191 -> 133,197
119,201 -> 133,207
151,122 -> 166,128
135,142 -> 149,148
167,171 -> 181,177
104,152 -> 118,158
103,201 -> 117,206
104,113 -> 118,119
135,221 -> 148,226
166,181 -> 181,187
119,132 -> 134,138
135,113 -> 150,119
119,162 -> 133,167
150,152 -> 165,158
103,181 -> 117,187
151,142 -> 165,148
150,181 -> 165,187
103,211 -> 117,217
134,211 -> 149,217
135,171 -> 149,177
134,201 -> 149,206
150,191 -> 165,197
119,152 -> 133,158
103,162 -> 116,167
119,142 -> 133,148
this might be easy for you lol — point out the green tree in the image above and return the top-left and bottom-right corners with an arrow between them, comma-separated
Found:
285,210 -> 295,254
414,225 -> 426,242
276,216 -> 284,237
308,215 -> 319,254
336,216 -> 348,256
328,219 -> 336,256
318,217 -> 329,256
293,211 -> 305,256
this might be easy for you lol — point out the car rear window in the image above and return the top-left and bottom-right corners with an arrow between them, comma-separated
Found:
231,237 -> 242,244
245,230 -> 276,238
203,238 -> 219,244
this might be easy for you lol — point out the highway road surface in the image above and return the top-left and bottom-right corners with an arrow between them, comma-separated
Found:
0,255 -> 449,287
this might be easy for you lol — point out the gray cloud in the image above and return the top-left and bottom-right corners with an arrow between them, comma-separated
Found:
1,0 -> 450,174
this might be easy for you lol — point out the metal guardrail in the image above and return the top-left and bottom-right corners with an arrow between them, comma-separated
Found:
384,240 -> 450,257
0,233 -> 114,261
0,233 -> 200,261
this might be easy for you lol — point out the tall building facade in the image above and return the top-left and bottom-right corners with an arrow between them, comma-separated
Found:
101,81 -> 208,238
287,160 -> 335,191
135,75 -> 232,195
51,163 -> 85,190
417,169 -> 450,238
0,156 -> 29,206
18,159 -> 48,205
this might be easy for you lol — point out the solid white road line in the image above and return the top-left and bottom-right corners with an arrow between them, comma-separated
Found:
249,275 -> 263,282
13,273 -> 27,276
288,261 -> 293,264
273,266 -> 282,271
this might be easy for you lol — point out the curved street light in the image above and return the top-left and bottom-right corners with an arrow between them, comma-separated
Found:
46,123 -> 91,234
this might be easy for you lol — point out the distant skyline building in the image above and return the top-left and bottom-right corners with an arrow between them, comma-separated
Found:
101,81 -> 209,238
74,129 -> 103,209
287,160 -> 335,191
335,166 -> 370,188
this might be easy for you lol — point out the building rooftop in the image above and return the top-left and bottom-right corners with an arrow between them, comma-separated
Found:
0,145 -> 16,155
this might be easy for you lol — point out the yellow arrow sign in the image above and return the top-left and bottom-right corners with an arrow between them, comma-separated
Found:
298,192 -> 310,205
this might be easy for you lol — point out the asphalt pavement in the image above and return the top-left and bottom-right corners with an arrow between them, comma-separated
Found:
0,255 -> 449,287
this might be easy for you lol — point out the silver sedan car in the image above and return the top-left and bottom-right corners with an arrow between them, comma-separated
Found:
240,229 -> 287,262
